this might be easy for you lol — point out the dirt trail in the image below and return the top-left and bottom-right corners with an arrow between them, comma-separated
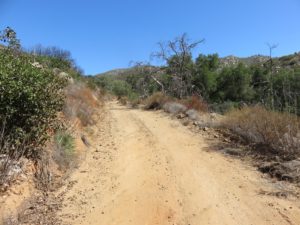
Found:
58,101 -> 300,225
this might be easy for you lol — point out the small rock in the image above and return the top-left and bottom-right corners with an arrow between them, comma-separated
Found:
81,135 -> 90,147
224,138 -> 231,143
176,113 -> 186,119
182,120 -> 189,126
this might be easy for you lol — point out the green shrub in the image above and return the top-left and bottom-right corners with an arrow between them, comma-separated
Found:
0,49 -> 67,158
54,131 -> 75,156
127,92 -> 140,108
53,130 -> 76,170
111,80 -> 133,97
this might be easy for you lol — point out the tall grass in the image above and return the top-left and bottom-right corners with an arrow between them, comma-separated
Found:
224,106 -> 300,159
181,95 -> 209,112
63,82 -> 100,126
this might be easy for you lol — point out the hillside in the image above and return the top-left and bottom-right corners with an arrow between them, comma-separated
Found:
0,29 -> 104,223
219,55 -> 269,67
97,68 -> 130,77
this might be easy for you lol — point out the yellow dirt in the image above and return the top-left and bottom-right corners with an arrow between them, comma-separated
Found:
0,180 -> 33,223
58,101 -> 300,225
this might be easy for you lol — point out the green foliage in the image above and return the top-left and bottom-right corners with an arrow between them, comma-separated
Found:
167,54 -> 194,73
37,55 -> 72,71
125,73 -> 161,96
250,64 -> 268,100
0,27 -> 21,50
91,34 -> 300,115
193,54 -> 219,99
209,101 -> 240,114
195,54 -> 219,71
166,54 -> 195,98
112,80 -> 133,97
272,68 -> 300,114
215,63 -> 254,102
28,45 -> 84,79
94,76 -> 139,99
54,131 -> 75,157
53,130 -> 76,170
0,48 -> 67,157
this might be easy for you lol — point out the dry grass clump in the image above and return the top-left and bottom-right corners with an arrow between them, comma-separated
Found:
143,92 -> 171,110
163,102 -> 187,115
129,98 -> 142,108
181,95 -> 208,112
130,100 -> 140,108
185,109 -> 200,121
118,96 -> 128,106
224,106 -> 300,159
63,82 -> 101,126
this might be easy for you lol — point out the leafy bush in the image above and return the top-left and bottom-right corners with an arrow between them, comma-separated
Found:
0,48 -> 67,157
224,106 -> 300,159
127,92 -> 141,108
215,63 -> 254,102
111,80 -> 134,97
28,45 -> 84,79
0,122 -> 28,190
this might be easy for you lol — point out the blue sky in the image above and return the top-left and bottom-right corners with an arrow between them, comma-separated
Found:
1,0 -> 299,75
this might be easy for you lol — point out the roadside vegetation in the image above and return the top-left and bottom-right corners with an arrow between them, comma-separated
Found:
93,33 -> 300,182
225,106 -> 300,158
1,26 -> 299,211
94,34 -> 300,114
0,27 -> 102,192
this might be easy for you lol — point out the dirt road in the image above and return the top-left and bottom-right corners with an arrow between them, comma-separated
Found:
58,101 -> 300,225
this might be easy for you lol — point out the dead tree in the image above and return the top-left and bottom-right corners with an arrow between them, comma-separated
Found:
152,33 -> 204,98
131,61 -> 165,97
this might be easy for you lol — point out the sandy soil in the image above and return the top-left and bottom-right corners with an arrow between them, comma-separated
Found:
0,180 -> 33,223
58,101 -> 300,225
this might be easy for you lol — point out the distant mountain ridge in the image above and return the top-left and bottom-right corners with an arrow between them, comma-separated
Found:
96,52 -> 300,77
98,68 -> 129,77
219,55 -> 269,67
